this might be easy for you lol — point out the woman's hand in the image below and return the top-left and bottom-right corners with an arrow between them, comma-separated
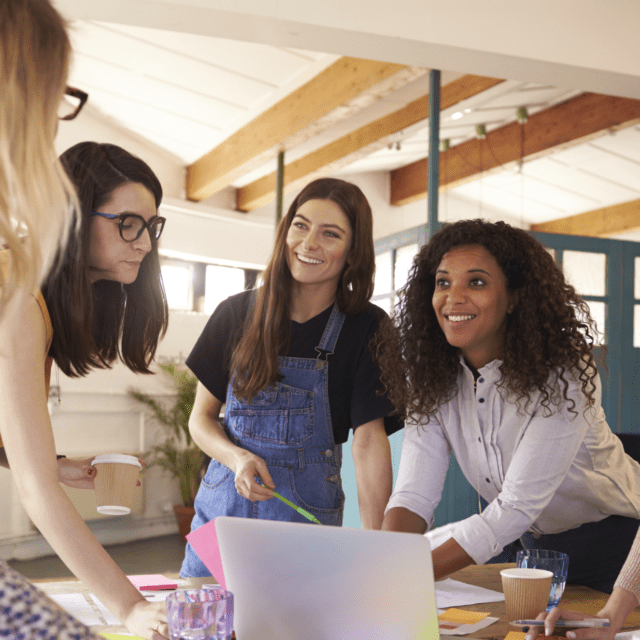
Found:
232,449 -> 275,501
525,586 -> 639,640
57,456 -> 145,490
122,599 -> 169,640
56,457 -> 97,489
524,607 -> 618,640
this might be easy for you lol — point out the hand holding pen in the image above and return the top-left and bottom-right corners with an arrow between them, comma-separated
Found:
248,471 -> 322,524
523,608 -> 615,640
233,450 -> 276,501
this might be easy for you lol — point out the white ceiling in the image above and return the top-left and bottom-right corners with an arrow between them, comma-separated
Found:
68,21 -> 338,164
56,0 -> 640,234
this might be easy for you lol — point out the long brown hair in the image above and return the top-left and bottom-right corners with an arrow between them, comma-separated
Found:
42,142 -> 168,377
0,0 -> 76,317
232,178 -> 375,400
376,219 -> 599,419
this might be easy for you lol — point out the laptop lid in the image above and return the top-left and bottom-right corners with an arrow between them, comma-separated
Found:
215,516 -> 440,640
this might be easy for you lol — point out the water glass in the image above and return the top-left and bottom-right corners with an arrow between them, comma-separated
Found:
166,588 -> 234,640
516,549 -> 569,611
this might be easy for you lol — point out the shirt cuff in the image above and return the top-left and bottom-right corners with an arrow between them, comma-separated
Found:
450,514 -> 504,565
385,493 -> 436,530
613,578 -> 640,607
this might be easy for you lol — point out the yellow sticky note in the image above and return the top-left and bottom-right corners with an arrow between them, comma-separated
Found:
438,608 -> 491,624
503,632 -> 563,640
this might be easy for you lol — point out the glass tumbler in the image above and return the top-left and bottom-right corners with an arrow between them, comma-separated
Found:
516,549 -> 569,611
166,588 -> 234,640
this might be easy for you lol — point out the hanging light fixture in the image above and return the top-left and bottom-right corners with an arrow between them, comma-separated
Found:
516,107 -> 528,226
476,124 -> 487,217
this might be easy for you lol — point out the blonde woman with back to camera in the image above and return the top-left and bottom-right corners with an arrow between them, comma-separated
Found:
0,2 -> 170,638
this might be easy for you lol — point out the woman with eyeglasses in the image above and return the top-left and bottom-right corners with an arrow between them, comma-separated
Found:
1,140 -> 170,639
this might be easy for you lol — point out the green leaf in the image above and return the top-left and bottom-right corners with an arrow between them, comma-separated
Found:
128,361 -> 203,506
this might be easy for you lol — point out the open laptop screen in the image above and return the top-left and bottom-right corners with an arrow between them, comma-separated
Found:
215,516 -> 440,640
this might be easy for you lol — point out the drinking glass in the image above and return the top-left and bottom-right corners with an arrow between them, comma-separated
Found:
516,549 -> 569,611
166,588 -> 234,640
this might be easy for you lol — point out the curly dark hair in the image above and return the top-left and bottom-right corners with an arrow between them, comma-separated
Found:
376,219 -> 599,419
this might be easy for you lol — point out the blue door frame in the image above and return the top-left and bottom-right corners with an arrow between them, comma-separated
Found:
534,232 -> 622,431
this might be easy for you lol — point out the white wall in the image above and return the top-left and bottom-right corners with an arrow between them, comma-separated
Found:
55,106 -> 185,200
249,170 -> 521,242
0,309 -> 213,560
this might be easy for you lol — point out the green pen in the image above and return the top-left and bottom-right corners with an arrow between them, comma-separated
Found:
272,490 -> 322,524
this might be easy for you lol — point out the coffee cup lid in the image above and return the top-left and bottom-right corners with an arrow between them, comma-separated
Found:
97,505 -> 132,515
91,454 -> 142,468
500,568 -> 554,579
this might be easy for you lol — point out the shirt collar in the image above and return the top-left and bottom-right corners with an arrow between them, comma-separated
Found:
458,354 -> 503,376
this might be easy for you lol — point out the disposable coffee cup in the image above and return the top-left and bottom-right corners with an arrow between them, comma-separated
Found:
91,454 -> 141,515
500,567 -> 554,622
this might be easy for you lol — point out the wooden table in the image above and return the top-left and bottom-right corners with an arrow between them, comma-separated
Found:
36,572 -> 204,636
450,563 -> 640,639
36,565 -> 640,638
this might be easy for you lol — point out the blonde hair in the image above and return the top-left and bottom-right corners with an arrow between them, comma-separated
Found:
0,0 -> 77,313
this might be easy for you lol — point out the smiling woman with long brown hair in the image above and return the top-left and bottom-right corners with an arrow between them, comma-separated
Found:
378,219 -> 640,594
181,177 -> 403,578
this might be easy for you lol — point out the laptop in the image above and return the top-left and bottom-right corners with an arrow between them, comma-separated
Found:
214,516 -> 440,640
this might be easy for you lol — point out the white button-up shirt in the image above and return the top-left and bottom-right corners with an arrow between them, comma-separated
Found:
386,358 -> 640,565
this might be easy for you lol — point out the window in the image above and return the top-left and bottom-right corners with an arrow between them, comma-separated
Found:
561,250 -> 607,345
161,260 -> 193,311
160,256 -> 259,313
204,265 -> 246,314
373,227 -> 424,316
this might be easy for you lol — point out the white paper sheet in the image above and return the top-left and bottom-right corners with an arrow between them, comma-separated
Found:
615,631 -> 640,640
48,593 -> 103,626
435,578 -> 505,608
143,591 -> 173,602
89,593 -> 122,625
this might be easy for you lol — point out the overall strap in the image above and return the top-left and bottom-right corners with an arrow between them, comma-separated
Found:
314,303 -> 346,365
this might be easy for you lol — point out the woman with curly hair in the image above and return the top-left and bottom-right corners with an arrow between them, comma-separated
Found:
379,219 -> 640,593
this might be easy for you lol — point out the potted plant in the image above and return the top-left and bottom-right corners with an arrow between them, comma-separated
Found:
128,361 -> 204,539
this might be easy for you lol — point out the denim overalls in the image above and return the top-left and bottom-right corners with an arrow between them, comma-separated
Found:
181,304 -> 346,577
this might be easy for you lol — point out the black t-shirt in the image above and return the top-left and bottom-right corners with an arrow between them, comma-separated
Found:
186,290 -> 403,445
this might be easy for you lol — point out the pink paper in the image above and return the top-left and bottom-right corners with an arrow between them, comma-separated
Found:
127,574 -> 177,591
186,517 -> 226,590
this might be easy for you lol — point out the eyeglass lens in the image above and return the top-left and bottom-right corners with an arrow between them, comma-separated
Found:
120,215 -> 164,242
58,94 -> 81,120
58,87 -> 88,121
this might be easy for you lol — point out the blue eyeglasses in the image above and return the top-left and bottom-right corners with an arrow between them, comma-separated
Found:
91,211 -> 166,242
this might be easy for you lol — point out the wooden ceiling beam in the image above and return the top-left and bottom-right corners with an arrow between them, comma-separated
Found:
531,199 -> 640,237
236,74 -> 504,212
390,93 -> 640,206
186,56 -> 405,201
